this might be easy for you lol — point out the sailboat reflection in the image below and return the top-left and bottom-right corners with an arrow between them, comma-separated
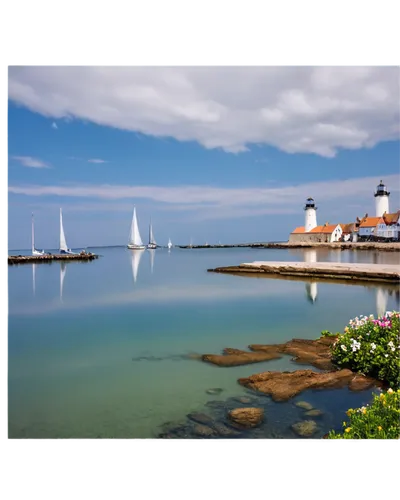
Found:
148,248 -> 155,274
130,249 -> 145,283
60,262 -> 66,302
32,263 -> 36,296
303,249 -> 318,304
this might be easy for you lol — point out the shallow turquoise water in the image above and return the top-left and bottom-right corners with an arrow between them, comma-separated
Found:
8,247 -> 399,438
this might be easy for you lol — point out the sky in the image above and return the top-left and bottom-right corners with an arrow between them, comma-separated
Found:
8,66 -> 400,249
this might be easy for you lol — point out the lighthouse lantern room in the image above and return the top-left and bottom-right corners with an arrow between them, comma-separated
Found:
374,180 -> 390,217
304,197 -> 317,232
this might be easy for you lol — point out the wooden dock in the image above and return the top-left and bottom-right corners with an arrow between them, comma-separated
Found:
208,261 -> 400,284
8,252 -> 99,265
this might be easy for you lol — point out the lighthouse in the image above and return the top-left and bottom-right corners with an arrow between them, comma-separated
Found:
374,180 -> 390,217
304,197 -> 317,232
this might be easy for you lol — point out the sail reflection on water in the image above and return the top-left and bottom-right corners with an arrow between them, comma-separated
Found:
149,249 -> 155,274
130,249 -> 145,283
60,262 -> 66,302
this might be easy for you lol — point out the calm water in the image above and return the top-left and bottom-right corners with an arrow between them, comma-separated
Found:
8,247 -> 400,438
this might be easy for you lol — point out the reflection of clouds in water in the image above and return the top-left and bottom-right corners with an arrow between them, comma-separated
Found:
11,279 -> 300,316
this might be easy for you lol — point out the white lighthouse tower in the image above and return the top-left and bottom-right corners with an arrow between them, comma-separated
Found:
374,180 -> 390,217
304,197 -> 317,232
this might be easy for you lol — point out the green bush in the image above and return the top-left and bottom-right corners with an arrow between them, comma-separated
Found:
330,311 -> 400,388
327,389 -> 400,439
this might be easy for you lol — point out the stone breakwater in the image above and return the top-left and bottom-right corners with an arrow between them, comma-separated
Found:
208,261 -> 400,284
257,242 -> 400,252
8,252 -> 99,265
179,242 -> 400,251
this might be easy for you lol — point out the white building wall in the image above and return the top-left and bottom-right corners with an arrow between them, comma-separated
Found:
329,225 -> 343,242
359,226 -> 376,237
376,223 -> 399,239
375,196 -> 389,217
304,208 -> 317,232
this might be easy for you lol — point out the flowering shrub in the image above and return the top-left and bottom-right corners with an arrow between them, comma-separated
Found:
330,311 -> 400,388
327,388 -> 400,439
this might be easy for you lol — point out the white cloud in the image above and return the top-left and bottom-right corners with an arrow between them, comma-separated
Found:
87,158 -> 107,164
8,67 -> 400,157
11,156 -> 50,168
8,174 -> 400,211
51,122 -> 58,129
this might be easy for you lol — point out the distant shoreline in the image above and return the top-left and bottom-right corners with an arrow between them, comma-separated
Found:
179,241 -> 400,252
9,241 -> 400,253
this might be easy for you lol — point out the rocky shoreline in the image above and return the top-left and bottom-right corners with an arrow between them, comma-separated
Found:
157,334 -> 382,439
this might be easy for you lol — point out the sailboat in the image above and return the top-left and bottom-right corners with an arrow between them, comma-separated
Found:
127,207 -> 146,249
167,238 -> 172,250
147,218 -> 157,249
60,208 -> 75,254
60,262 -> 66,302
32,213 -> 45,256
130,247 -> 144,283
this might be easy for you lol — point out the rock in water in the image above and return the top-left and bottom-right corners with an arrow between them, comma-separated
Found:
212,422 -> 241,437
228,408 -> 264,428
206,388 -> 224,395
304,409 -> 324,417
291,420 -> 318,437
187,412 -> 215,426
295,401 -> 314,411
193,424 -> 217,437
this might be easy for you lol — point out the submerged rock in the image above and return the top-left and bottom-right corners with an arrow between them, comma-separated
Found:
202,348 -> 282,367
202,335 -> 337,369
291,420 -> 318,437
304,409 -> 324,417
295,401 -> 314,411
205,400 -> 227,410
193,424 -> 217,437
348,374 -> 380,391
228,408 -> 264,428
212,422 -> 241,437
239,369 -> 355,401
187,412 -> 215,426
251,337 -> 337,371
206,388 -> 224,395
232,396 -> 256,404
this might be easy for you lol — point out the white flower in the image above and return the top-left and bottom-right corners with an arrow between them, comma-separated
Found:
341,345 -> 347,352
370,343 -> 376,350
391,347 -> 395,352
385,354 -> 389,358
388,341 -> 394,348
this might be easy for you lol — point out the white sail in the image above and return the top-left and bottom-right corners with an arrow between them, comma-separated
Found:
32,213 -> 45,255
60,262 -> 66,301
129,207 -> 144,247
149,219 -> 156,245
130,248 -> 144,283
167,238 -> 172,249
60,208 -> 68,252
149,248 -> 155,274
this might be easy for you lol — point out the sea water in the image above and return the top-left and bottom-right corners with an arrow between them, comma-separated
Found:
8,247 -> 400,438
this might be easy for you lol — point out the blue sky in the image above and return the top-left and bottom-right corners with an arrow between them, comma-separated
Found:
8,67 -> 400,249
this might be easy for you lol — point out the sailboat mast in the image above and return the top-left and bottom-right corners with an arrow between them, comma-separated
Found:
31,213 -> 35,252
149,217 -> 152,244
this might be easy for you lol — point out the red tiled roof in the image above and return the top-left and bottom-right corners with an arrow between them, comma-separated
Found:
382,210 -> 400,225
359,217 -> 381,228
291,226 -> 306,234
339,223 -> 355,233
310,224 -> 338,234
